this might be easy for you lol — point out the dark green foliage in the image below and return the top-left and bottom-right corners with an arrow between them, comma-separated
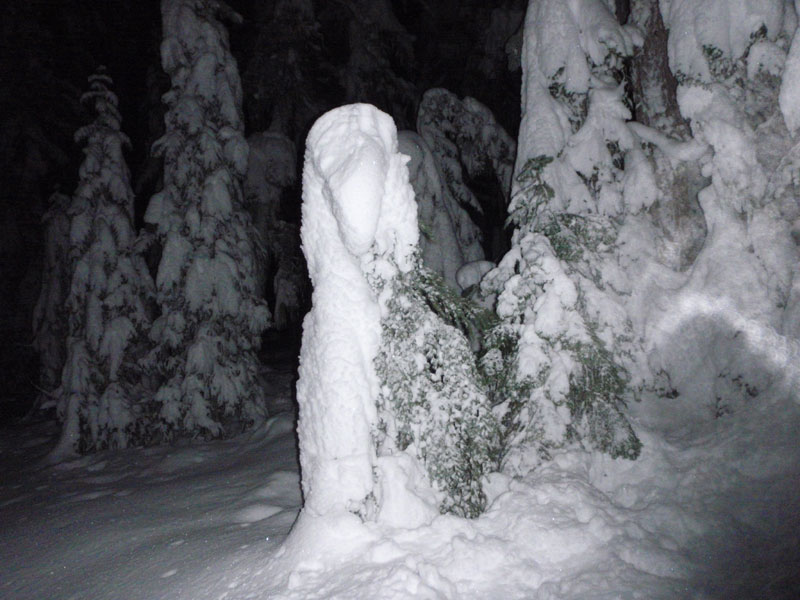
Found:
414,268 -> 498,338
375,265 -> 500,518
478,323 -> 526,407
478,324 -> 551,464
540,214 -> 617,264
564,342 -> 641,460
508,155 -> 554,228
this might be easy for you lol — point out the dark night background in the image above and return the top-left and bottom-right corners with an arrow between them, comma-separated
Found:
0,0 -> 526,421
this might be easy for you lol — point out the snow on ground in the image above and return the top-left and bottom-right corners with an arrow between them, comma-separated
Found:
2,365 -> 799,599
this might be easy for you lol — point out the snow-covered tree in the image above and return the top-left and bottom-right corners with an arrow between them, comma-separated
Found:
143,0 -> 270,440
482,0 -> 646,475
488,0 -> 800,472
242,0 -> 331,141
297,104 -> 498,524
398,131 -> 466,290
407,89 -> 516,290
0,1 -> 86,368
32,191 -> 72,404
642,0 -> 800,416
628,0 -> 708,272
418,90 -> 516,207
53,69 -> 153,455
244,131 -> 306,330
338,0 -> 417,129
417,90 -> 504,269
245,132 -> 296,239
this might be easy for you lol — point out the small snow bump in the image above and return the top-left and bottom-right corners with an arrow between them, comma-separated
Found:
232,503 -> 283,523
160,569 -> 178,578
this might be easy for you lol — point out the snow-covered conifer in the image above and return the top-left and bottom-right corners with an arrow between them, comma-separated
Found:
144,0 -> 270,439
242,0 -> 329,140
54,68 -> 153,454
32,191 -> 71,404
628,0 -> 708,272
298,104 -> 498,523
482,0 -> 645,475
398,131 -> 465,290
644,0 -> 800,414
408,89 -> 516,290
244,131 -> 306,330
416,90 -> 516,272
245,132 -> 296,239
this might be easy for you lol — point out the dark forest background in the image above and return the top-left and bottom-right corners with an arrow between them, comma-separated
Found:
0,0 -> 530,419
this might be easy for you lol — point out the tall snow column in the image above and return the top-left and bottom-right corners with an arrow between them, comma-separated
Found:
297,104 -> 414,518
299,104 -> 498,522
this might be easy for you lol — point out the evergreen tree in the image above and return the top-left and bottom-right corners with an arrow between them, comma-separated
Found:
641,0 -> 800,413
242,0 -> 331,142
416,88 -> 517,278
244,131 -> 306,330
32,191 -> 72,405
0,0 -> 84,380
54,69 -> 153,455
398,130 -> 466,290
337,0 -> 417,129
144,0 -> 270,440
482,0 -> 644,475
628,0 -> 707,272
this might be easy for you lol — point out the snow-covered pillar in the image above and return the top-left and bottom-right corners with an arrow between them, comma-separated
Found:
297,104 -> 418,518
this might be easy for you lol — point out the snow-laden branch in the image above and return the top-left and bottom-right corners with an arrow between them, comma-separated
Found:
627,121 -> 710,163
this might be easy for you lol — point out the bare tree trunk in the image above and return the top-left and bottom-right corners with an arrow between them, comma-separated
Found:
630,0 -> 687,136
630,0 -> 707,271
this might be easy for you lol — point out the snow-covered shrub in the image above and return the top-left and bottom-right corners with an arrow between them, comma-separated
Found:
32,191 -> 71,402
375,267 -> 500,518
482,0 -> 646,476
54,69 -> 153,454
298,104 -> 497,523
143,0 -> 270,440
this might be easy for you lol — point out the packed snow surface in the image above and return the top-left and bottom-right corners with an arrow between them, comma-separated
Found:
2,361 -> 799,599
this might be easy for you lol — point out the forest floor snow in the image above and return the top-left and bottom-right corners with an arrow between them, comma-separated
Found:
2,368 -> 799,599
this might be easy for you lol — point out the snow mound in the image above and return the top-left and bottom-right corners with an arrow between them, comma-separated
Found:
232,504 -> 283,524
253,387 -> 800,600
